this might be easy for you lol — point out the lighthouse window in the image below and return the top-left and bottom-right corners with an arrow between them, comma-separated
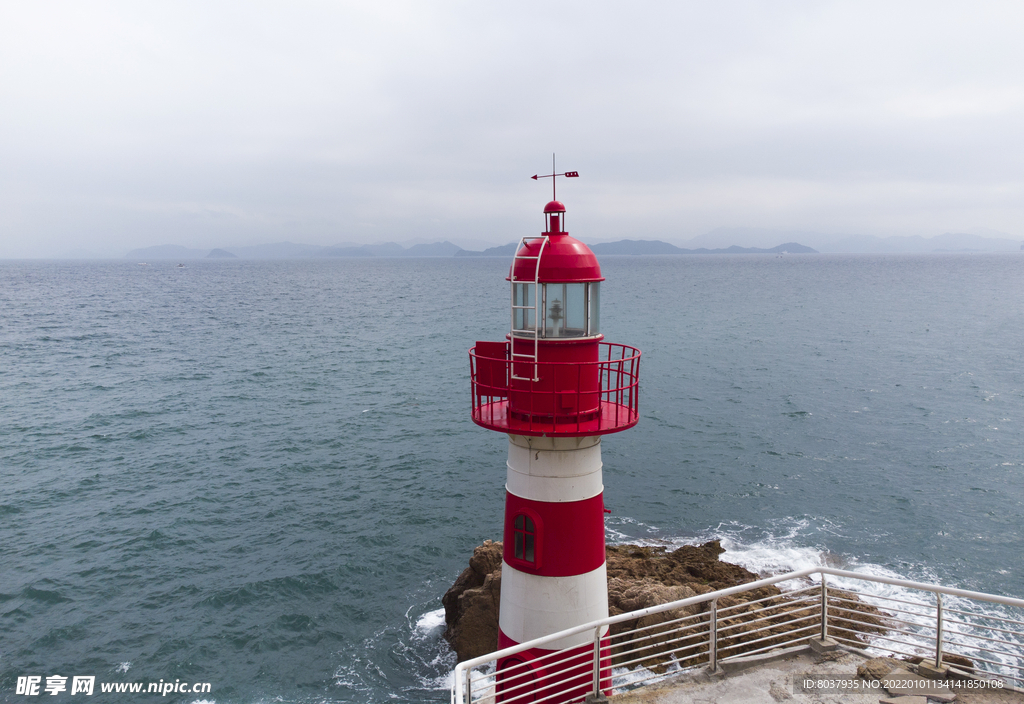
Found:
513,514 -> 536,563
543,283 -> 586,338
512,281 -> 600,338
512,283 -> 536,332
588,282 -> 600,335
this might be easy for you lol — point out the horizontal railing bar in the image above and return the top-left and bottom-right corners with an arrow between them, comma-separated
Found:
828,592 -> 930,609
944,617 -> 1024,638
831,606 -> 930,627
944,629 -> 1024,650
829,592 -> 934,611
717,599 -> 816,622
829,624 -> 928,647
961,653 -> 1024,674
945,608 -> 1024,627
612,633 -> 709,663
716,601 -> 818,634
719,628 -> 817,660
613,630 -> 710,658
610,612 -> 708,640
612,631 -> 709,659
819,568 -> 1024,608
957,641 -> 1024,664
826,602 -> 918,626
830,634 -> 921,661
857,620 -> 935,640
718,612 -> 819,641
718,622 -> 818,653
717,590 -> 817,615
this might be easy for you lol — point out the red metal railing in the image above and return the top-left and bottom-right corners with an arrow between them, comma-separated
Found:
469,342 -> 641,437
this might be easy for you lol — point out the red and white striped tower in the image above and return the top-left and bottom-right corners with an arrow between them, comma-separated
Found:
469,169 -> 641,702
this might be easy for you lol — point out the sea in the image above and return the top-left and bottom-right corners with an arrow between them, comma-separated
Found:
1,253 -> 1022,703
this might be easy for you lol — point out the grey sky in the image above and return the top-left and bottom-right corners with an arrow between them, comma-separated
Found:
2,1 -> 1022,258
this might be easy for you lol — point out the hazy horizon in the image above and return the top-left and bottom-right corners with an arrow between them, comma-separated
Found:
3,2 -> 1023,258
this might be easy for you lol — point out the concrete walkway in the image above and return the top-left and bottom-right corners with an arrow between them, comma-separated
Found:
608,646 -> 1023,704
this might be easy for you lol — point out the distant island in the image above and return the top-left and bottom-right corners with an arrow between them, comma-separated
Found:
455,240 -> 816,256
125,240 -> 817,260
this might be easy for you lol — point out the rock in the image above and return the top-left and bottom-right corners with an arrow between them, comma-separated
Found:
901,653 -> 977,676
607,579 -> 701,672
857,656 -> 905,681
441,540 -> 503,661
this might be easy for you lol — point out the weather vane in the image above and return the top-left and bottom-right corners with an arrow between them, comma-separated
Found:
531,153 -> 578,201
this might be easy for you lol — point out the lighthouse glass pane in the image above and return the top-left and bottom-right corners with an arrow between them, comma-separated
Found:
588,282 -> 600,335
542,283 -> 586,338
512,284 -> 535,332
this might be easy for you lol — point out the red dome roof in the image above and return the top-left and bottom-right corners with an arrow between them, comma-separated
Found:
509,234 -> 603,283
543,200 -> 566,214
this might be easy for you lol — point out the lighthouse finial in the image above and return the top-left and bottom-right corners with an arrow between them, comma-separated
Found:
530,154 -> 579,200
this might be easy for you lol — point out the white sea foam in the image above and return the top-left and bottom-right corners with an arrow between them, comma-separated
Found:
414,607 -> 446,636
115,661 -> 131,673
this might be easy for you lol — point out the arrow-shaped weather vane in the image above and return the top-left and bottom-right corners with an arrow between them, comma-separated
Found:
531,154 -> 578,201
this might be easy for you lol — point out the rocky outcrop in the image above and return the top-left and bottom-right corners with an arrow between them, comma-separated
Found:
441,540 -> 504,662
442,540 -> 888,668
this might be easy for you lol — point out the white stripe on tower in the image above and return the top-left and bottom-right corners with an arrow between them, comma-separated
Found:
499,434 -> 609,651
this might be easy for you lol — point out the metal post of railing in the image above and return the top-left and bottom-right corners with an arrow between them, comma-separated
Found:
710,599 -> 719,670
591,627 -> 602,698
935,592 -> 944,669
820,575 -> 829,641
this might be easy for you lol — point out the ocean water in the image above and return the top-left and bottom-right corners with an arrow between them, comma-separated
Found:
1,254 -> 1022,702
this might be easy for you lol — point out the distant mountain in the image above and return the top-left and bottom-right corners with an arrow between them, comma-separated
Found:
224,242 -> 332,258
590,240 -> 682,255
397,241 -> 463,257
125,244 -> 210,259
458,240 -> 817,256
455,243 -> 519,257
593,240 -> 816,255
207,248 -> 237,258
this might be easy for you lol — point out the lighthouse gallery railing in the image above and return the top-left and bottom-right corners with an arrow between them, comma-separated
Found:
469,341 -> 640,436
450,567 -> 1024,704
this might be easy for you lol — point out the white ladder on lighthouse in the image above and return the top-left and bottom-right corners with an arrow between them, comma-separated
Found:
509,235 -> 548,382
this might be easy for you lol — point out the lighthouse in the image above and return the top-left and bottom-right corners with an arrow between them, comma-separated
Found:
469,170 -> 641,702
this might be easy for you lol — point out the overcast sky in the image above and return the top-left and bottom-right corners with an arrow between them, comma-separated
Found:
2,1 -> 1022,257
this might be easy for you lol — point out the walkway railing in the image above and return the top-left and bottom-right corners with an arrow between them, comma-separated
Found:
450,567 -> 1024,704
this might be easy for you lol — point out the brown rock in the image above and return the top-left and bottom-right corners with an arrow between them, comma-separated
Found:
905,654 -> 974,675
857,656 -> 905,681
441,540 -> 503,661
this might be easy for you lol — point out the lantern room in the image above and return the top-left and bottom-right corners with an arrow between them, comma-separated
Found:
510,200 -> 603,340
